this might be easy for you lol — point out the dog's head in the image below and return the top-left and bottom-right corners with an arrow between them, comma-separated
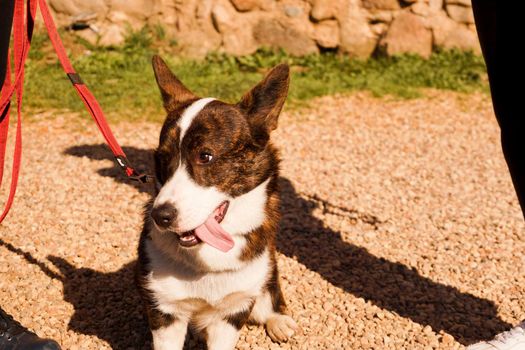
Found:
149,55 -> 289,249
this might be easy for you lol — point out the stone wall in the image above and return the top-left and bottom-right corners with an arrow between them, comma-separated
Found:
48,0 -> 480,58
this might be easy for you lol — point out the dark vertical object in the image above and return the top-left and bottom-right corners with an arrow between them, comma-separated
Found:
472,1 -> 525,217
0,0 -> 16,87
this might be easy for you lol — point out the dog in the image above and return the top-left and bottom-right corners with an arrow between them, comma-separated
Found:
135,55 -> 298,350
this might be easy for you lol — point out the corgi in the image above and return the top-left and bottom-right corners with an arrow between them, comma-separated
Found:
135,55 -> 297,350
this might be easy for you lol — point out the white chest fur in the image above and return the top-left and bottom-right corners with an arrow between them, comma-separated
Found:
145,240 -> 270,315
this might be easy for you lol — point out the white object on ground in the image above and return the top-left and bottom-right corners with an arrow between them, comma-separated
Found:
467,321 -> 525,350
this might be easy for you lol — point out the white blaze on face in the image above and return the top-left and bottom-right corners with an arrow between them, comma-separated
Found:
177,97 -> 216,145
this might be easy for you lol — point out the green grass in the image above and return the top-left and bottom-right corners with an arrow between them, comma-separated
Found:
23,27 -> 488,122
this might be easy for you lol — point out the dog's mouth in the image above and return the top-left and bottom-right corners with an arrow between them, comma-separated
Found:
177,201 -> 230,248
178,231 -> 201,247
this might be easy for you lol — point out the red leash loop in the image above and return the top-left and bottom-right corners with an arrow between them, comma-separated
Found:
0,0 -> 153,224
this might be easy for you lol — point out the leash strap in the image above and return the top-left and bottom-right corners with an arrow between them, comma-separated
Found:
0,54 -> 11,188
1,0 -> 152,225
0,0 -> 36,223
38,0 -> 153,184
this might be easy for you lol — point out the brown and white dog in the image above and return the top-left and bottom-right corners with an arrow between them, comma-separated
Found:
135,55 -> 298,350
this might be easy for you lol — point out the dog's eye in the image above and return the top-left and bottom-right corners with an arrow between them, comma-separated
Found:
196,152 -> 213,164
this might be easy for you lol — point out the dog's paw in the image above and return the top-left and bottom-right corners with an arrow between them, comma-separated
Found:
266,314 -> 298,343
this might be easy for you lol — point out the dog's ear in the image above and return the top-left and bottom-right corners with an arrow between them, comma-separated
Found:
238,64 -> 290,146
152,55 -> 196,112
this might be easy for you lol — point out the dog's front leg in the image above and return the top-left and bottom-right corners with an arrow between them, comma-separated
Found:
151,318 -> 188,350
207,305 -> 253,350
206,320 -> 241,350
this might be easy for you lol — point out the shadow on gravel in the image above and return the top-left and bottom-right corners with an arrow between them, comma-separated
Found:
278,178 -> 511,344
2,143 -> 509,347
65,144 -> 155,195
0,238 -> 152,349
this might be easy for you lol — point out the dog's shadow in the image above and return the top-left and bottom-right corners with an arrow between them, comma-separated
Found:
0,144 -> 513,348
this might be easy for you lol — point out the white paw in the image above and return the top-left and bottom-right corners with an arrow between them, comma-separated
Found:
266,314 -> 298,343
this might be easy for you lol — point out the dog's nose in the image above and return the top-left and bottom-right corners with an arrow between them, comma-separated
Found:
151,203 -> 177,229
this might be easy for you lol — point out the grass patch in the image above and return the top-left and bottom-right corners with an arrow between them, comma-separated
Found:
23,28 -> 487,122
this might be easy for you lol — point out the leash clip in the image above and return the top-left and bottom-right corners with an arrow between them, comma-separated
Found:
114,155 -> 154,184
129,173 -> 155,184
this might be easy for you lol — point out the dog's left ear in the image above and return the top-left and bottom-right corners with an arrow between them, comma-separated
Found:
238,64 -> 290,146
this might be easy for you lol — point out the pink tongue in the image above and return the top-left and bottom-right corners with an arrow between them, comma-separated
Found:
194,208 -> 234,252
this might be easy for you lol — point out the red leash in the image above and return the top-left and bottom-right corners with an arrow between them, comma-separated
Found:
0,0 -> 153,224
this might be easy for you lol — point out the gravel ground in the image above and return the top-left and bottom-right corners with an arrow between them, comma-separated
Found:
1,91 -> 524,350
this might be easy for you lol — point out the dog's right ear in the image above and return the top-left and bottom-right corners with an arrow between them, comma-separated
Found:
152,55 -> 196,112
